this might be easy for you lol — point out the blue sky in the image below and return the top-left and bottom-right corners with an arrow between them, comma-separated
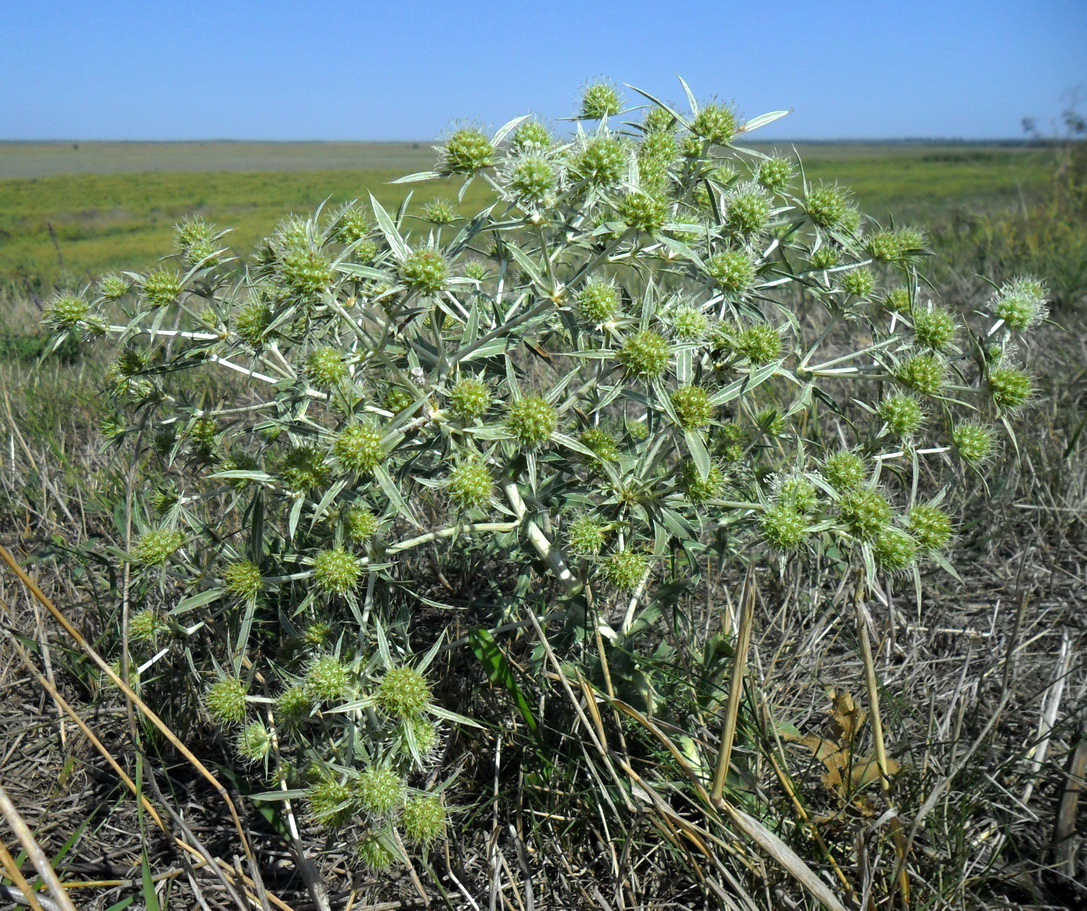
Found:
3,0 -> 1084,140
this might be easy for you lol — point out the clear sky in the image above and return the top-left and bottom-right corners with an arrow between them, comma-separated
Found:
3,0 -> 1084,141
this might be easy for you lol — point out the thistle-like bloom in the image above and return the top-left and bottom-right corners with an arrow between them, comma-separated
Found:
279,248 -> 333,296
776,474 -> 819,514
375,666 -> 431,717
506,154 -> 559,209
839,488 -> 892,541
680,463 -> 725,504
236,721 -> 272,763
988,366 -> 1033,410
142,269 -> 184,307
992,277 -> 1048,330
306,655 -> 353,702
440,127 -> 494,175
671,306 -> 708,341
822,451 -> 867,492
908,504 -> 952,551
760,504 -> 809,550
671,384 -> 713,429
313,547 -> 363,595
706,250 -> 756,293
401,795 -> 446,846
912,307 -> 957,352
574,282 -> 620,325
580,82 -> 622,119
347,506 -> 380,542
579,428 -> 619,462
447,377 -> 490,421
756,156 -> 795,192
734,323 -> 781,365
506,396 -> 559,447
569,136 -> 627,189
510,120 -> 552,153
952,421 -> 995,465
355,833 -> 398,870
567,515 -> 608,556
618,330 -> 670,379
399,249 -> 449,295
448,460 -> 493,510
872,528 -> 918,572
840,266 -> 875,298
895,354 -> 946,397
333,422 -> 384,473
205,676 -> 248,726
306,347 -> 348,388
132,527 -> 185,565
43,294 -> 91,331
617,191 -> 668,233
308,777 -> 355,829
690,103 -> 737,145
877,394 -> 924,436
602,549 -> 648,590
223,560 -> 262,598
724,182 -> 771,236
805,184 -> 849,228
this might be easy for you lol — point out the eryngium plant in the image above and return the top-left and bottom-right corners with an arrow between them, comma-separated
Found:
47,79 -> 1042,871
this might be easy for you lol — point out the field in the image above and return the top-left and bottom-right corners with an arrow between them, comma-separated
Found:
0,140 -> 1050,292
0,135 -> 1084,911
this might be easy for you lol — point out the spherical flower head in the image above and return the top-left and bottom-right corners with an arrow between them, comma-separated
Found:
602,549 -> 648,590
130,609 -> 169,645
306,347 -> 347,388
346,506 -> 380,543
776,475 -> 819,514
383,386 -> 414,414
706,250 -> 756,293
234,298 -> 274,350
182,238 -> 219,268
896,354 -> 946,397
332,205 -> 371,244
44,293 -> 91,332
952,421 -> 995,465
441,127 -> 494,175
567,515 -> 608,556
357,767 -> 406,817
881,287 -> 911,315
448,460 -> 493,511
680,462 -> 725,504
877,394 -> 924,436
333,422 -> 384,474
574,282 -> 620,325
671,384 -> 713,429
510,120 -> 552,153
281,444 -> 330,493
279,248 -> 333,297
376,666 -> 431,718
307,777 -> 354,829
735,323 -> 781,365
617,191 -> 668,233
399,249 -> 449,295
276,685 -> 313,724
175,215 -> 213,251
132,527 -> 184,566
463,260 -> 490,282
306,655 -> 353,702
223,560 -> 262,599
447,377 -> 490,422
570,136 -> 627,189
313,547 -> 363,595
355,833 -> 398,871
401,795 -> 446,846
619,330 -> 670,380
760,504 -> 809,550
822,451 -> 867,492
725,183 -> 771,236
988,366 -> 1033,410
508,154 -> 557,208
506,396 -> 558,447
755,407 -> 787,437
625,418 -> 650,442
205,676 -> 248,727
872,528 -> 918,572
715,421 -> 745,463
98,274 -> 129,300
642,105 -> 677,134
403,715 -> 439,757
304,621 -> 332,648
579,428 -> 619,463
671,306 -> 708,341
992,277 -> 1048,330
756,156 -> 795,192
839,488 -> 892,541
140,269 -> 184,308
809,246 -> 841,270
637,131 -> 678,189
865,231 -> 906,262
422,197 -> 456,225
236,721 -> 272,763
840,266 -> 875,298
580,82 -> 622,119
908,504 -> 952,551
805,184 -> 849,228
691,103 -> 737,145
913,307 -> 957,352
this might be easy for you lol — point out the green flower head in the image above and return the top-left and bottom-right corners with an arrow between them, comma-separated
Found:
988,366 -> 1033,410
441,127 -> 494,175
132,527 -> 185,566
690,103 -> 737,145
399,249 -> 449,295
839,488 -> 892,541
913,307 -> 957,352
570,136 -> 626,189
877,394 -> 924,436
760,504 -> 809,551
617,191 -> 668,233
580,81 -> 622,119
401,795 -> 446,846
376,665 -> 431,718
619,330 -> 670,380
306,655 -> 353,702
142,269 -> 184,307
872,528 -> 918,572
567,515 -> 608,556
306,347 -> 348,388
448,377 -> 491,421
602,549 -> 648,590
357,767 -> 406,816
952,421 -> 994,465
205,676 -> 248,727
574,282 -> 620,325
448,460 -> 493,511
895,353 -> 946,397
223,560 -> 262,599
805,184 -> 849,228
822,451 -> 867,492
706,249 -> 756,293
992,276 -> 1048,330
506,396 -> 558,447
333,422 -> 384,474
908,504 -> 952,551
671,384 -> 713,429
313,547 -> 363,595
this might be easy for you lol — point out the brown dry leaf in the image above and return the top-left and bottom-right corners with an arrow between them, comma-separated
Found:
788,689 -> 900,806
